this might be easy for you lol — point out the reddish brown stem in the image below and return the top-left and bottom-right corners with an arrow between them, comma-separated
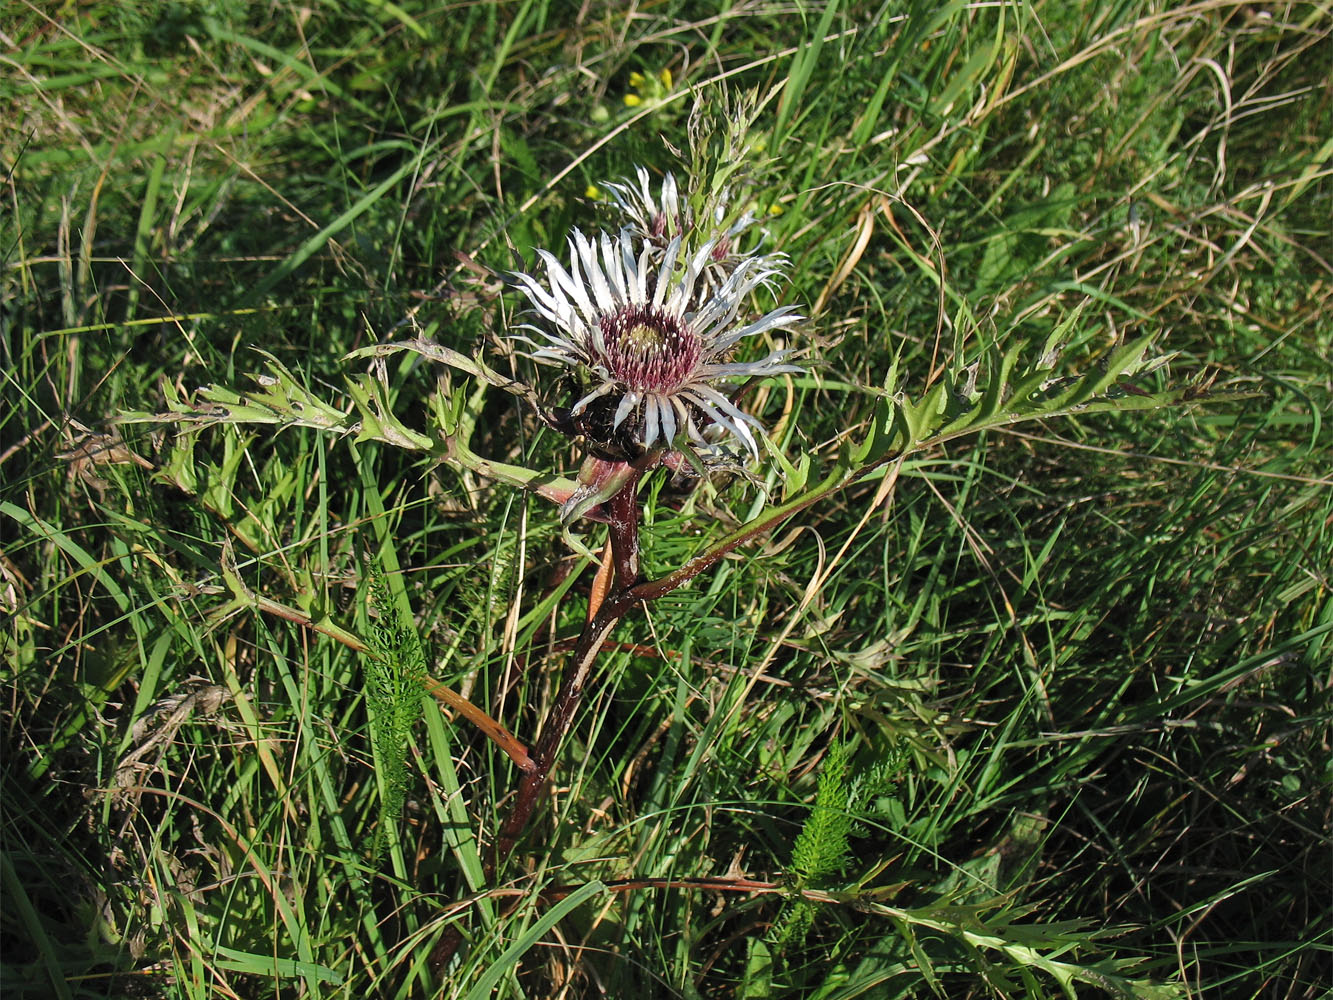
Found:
630,466 -> 845,602
607,470 -> 642,586
489,470 -> 645,874
490,609 -> 621,870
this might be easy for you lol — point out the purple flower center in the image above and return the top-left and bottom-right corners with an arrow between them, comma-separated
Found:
598,305 -> 701,393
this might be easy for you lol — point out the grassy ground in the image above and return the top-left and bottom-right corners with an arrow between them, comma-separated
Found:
3,1 -> 1330,997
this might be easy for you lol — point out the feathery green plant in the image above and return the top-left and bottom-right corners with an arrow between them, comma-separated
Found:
364,574 -> 427,860
772,739 -> 855,950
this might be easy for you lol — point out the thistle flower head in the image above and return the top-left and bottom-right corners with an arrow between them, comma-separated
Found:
600,166 -> 687,243
510,227 -> 801,461
599,166 -> 763,287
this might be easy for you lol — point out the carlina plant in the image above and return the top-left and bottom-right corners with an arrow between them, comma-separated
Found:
488,192 -> 805,868
121,92 -> 1239,991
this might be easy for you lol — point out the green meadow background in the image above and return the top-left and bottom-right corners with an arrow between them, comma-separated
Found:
3,1 -> 1329,997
